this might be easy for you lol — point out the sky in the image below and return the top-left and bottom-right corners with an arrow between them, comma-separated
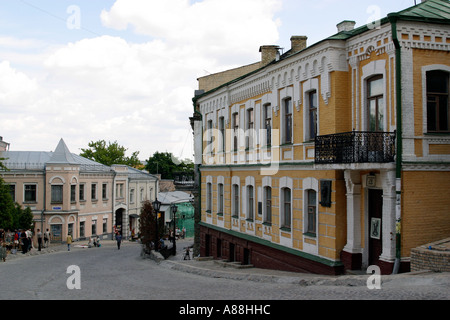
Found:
0,0 -> 419,162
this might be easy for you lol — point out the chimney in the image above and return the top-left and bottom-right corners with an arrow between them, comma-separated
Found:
290,36 -> 307,54
337,20 -> 356,33
259,45 -> 280,66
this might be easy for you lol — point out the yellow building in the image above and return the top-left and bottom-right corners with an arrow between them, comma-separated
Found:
192,0 -> 450,275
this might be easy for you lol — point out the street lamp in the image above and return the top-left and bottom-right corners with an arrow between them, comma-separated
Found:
152,199 -> 161,251
171,204 -> 178,256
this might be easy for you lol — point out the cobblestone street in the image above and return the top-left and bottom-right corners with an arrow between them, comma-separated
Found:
0,238 -> 449,303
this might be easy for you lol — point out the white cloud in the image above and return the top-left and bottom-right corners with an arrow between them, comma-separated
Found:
0,61 -> 38,106
101,0 -> 282,68
1,0 -> 282,160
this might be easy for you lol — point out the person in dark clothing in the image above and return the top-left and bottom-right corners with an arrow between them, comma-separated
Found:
20,231 -> 28,254
115,233 -> 122,250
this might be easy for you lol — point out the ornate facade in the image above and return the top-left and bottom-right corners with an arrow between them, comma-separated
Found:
192,0 -> 450,275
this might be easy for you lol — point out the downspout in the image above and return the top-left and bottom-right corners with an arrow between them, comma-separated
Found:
388,13 -> 402,274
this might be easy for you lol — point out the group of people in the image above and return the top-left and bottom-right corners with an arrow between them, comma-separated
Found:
0,228 -> 51,261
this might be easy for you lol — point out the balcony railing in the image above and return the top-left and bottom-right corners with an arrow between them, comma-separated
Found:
173,171 -> 195,189
315,131 -> 396,164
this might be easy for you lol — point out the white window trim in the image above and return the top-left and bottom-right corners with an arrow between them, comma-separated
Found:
302,78 -> 320,141
279,176 -> 293,231
302,177 -> 319,255
361,60 -> 386,132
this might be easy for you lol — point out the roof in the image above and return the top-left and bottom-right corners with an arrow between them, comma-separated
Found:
397,0 -> 450,21
127,166 -> 158,181
47,138 -> 77,164
0,139 -> 110,172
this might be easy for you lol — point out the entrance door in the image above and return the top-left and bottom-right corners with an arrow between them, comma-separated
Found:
51,224 -> 62,242
205,234 -> 211,257
229,243 -> 235,262
368,189 -> 383,266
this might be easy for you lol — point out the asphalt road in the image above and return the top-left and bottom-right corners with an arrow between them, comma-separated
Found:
0,239 -> 449,303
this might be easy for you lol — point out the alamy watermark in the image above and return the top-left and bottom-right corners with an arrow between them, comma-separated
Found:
66,5 -> 81,30
367,265 -> 382,289
66,265 -> 81,290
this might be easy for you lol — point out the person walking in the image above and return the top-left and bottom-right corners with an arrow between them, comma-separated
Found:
67,233 -> 73,251
44,229 -> 50,248
37,229 -> 43,251
115,233 -> 122,250
20,230 -> 28,254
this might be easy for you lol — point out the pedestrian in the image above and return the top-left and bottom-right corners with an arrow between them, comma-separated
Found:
116,233 -> 122,250
44,229 -> 50,248
0,241 -> 7,262
67,233 -> 73,251
26,229 -> 32,252
20,230 -> 28,254
37,229 -> 42,251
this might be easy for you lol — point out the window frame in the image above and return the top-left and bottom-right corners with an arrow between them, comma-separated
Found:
426,70 -> 449,133
281,187 -> 291,230
367,75 -> 385,132
283,98 -> 293,144
24,183 -> 37,203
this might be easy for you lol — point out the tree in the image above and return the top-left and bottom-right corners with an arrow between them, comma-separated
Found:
145,151 -> 193,179
0,177 -> 14,230
80,140 -> 141,167
139,200 -> 164,253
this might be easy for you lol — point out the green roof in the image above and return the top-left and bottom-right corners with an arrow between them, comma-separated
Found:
397,0 -> 450,21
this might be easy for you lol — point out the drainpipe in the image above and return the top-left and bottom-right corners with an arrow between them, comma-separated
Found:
388,13 -> 402,274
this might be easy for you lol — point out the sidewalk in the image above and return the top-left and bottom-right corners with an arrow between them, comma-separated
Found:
3,239 -> 119,261
153,238 -> 450,287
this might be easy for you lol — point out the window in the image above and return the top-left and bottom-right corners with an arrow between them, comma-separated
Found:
218,183 -> 224,214
207,120 -> 213,153
219,116 -> 225,152
80,221 -> 85,237
264,104 -> 272,146
71,185 -> 76,203
427,70 -> 449,132
206,182 -> 212,213
140,188 -> 144,202
307,190 -> 317,235
116,183 -> 124,199
247,185 -> 254,221
232,184 -> 239,217
367,75 -> 384,132
232,112 -> 239,151
308,90 -> 318,140
102,183 -> 108,200
51,185 -> 63,203
79,184 -> 85,201
264,186 -> 272,224
9,185 -> 15,202
92,220 -> 97,235
284,98 -> 293,143
103,219 -> 107,234
130,188 -> 135,204
24,184 -> 37,202
246,108 -> 254,149
281,188 -> 291,229
91,183 -> 97,201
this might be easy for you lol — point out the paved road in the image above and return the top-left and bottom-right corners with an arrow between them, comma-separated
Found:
0,239 -> 449,302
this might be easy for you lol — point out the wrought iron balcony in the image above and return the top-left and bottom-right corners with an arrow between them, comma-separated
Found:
173,171 -> 196,190
315,131 -> 396,164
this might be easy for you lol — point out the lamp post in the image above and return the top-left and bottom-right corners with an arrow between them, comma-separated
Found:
152,199 -> 161,251
171,204 -> 178,256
